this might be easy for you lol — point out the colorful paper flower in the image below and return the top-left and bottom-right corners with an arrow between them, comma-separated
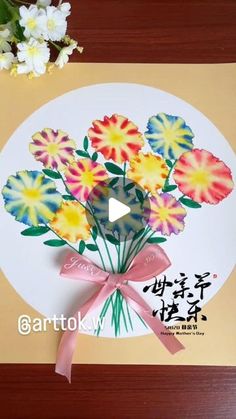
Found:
145,193 -> 187,236
127,152 -> 169,194
30,128 -> 76,170
145,113 -> 194,160
88,114 -> 144,164
2,170 -> 62,226
65,158 -> 108,201
50,201 -> 90,243
173,149 -> 234,204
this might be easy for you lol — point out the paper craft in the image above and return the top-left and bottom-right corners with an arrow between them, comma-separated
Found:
0,63 -> 235,373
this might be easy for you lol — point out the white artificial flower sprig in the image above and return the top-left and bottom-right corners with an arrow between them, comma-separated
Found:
0,0 -> 83,78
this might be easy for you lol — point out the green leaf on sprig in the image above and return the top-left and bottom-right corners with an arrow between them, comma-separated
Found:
92,152 -> 98,161
78,240 -> 85,254
21,226 -> 50,236
105,234 -> 119,246
109,177 -> 119,187
162,185 -> 177,193
179,197 -> 202,208
147,237 -> 167,244
62,194 -> 75,201
133,228 -> 145,240
13,20 -> 25,42
105,162 -> 124,176
42,169 -> 61,179
44,239 -> 66,247
86,244 -> 98,251
91,226 -> 98,240
165,159 -> 173,168
83,136 -> 89,151
76,150 -> 90,158
135,188 -> 144,203
124,182 -> 135,192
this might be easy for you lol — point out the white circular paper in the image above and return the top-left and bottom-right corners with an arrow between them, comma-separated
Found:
0,83 -> 235,338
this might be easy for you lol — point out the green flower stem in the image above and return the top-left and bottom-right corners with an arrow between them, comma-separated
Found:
121,236 -> 127,269
123,227 -> 151,270
120,235 -> 136,272
96,295 -> 113,336
115,244 -> 121,272
49,40 -> 61,52
91,233 -> 106,271
116,234 -> 122,272
123,229 -> 155,271
12,0 -> 31,4
164,159 -> 177,189
87,202 -> 115,273
118,290 -> 128,332
123,162 -> 127,187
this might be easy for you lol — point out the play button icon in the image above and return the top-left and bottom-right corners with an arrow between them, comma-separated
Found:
86,177 -> 150,242
108,198 -> 130,222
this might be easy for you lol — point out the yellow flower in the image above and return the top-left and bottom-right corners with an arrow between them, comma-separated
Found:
50,201 -> 91,243
127,153 -> 169,194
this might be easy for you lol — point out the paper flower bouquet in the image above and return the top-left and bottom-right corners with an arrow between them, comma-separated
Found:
1,112 -> 234,380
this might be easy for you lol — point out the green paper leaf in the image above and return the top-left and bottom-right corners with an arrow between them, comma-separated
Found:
133,228 -> 145,240
124,182 -> 135,192
135,188 -> 144,203
163,185 -> 177,192
44,239 -> 66,247
21,226 -> 50,236
109,177 -> 119,188
42,169 -> 61,179
76,150 -> 90,158
79,240 -> 85,254
83,136 -> 89,151
166,159 -> 173,168
91,226 -> 98,240
62,194 -> 75,201
86,243 -> 98,251
179,197 -> 202,208
105,162 -> 124,176
147,237 -> 167,244
105,234 -> 119,246
92,152 -> 98,161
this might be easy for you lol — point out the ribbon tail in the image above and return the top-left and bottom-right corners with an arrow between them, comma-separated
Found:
55,283 -> 115,382
121,285 -> 185,354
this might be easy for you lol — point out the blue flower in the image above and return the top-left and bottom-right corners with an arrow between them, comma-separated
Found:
2,170 -> 62,226
145,113 -> 194,160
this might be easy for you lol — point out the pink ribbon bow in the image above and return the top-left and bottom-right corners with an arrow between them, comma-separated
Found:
56,244 -> 184,382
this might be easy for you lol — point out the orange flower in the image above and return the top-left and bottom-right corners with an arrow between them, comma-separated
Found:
127,153 -> 169,194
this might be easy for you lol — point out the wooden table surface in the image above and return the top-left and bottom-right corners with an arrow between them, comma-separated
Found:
1,1 -> 236,418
